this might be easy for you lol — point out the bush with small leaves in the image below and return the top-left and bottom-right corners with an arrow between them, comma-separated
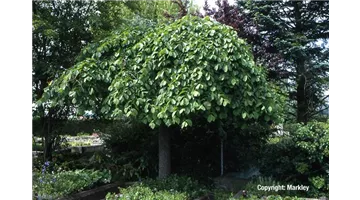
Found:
99,119 -> 158,180
106,175 -> 210,200
105,185 -> 188,200
259,121 -> 329,198
140,175 -> 209,199
33,162 -> 111,199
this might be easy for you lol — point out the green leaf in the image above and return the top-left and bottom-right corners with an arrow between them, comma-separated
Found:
232,109 -> 240,116
151,107 -> 156,114
110,65 -> 116,71
268,106 -> 273,112
204,101 -> 211,109
69,91 -> 76,97
224,65 -> 228,72
157,111 -> 164,119
222,99 -> 230,106
205,74 -> 210,81
181,121 -> 188,128
183,98 -> 189,105
172,111 -> 177,118
179,108 -> 185,114
155,119 -> 162,126
149,122 -> 156,129
114,98 -> 119,105
231,79 -> 237,86
207,114 -> 216,122
265,115 -> 270,121
219,112 -> 227,119
219,74 -> 225,81
192,90 -> 200,97
165,119 -> 172,126
253,111 -> 259,119
160,80 -> 167,87
185,119 -> 192,126
243,75 -> 248,82
174,117 -> 180,124
219,97 -> 224,106
242,112 -> 247,119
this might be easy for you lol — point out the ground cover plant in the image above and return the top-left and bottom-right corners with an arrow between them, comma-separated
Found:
33,161 -> 111,199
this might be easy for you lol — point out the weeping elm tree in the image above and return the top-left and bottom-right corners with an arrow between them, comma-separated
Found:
40,16 -> 282,178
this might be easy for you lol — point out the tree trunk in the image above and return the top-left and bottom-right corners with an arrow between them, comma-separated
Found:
220,138 -> 224,176
158,124 -> 171,179
43,109 -> 53,162
296,72 -> 309,124
43,115 -> 53,162
294,2 -> 309,124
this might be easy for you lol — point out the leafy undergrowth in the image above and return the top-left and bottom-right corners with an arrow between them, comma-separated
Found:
106,185 -> 188,200
105,175 -> 319,200
33,161 -> 111,199
237,196 -> 307,200
106,175 -> 208,200
32,142 -> 43,151
212,189 -> 307,200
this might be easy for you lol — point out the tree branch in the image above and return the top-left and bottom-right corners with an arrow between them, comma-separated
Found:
308,105 -> 329,118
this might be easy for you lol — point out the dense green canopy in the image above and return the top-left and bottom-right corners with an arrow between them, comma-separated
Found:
40,16 -> 283,129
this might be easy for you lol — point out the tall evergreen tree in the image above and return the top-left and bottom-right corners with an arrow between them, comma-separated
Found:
205,0 -> 329,123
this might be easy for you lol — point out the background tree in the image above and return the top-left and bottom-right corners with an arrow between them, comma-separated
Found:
33,0 -> 98,160
91,0 -> 179,40
32,0 -> 175,161
204,0 -> 329,123
40,16 -> 284,178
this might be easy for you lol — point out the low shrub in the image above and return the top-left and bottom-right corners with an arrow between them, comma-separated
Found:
76,132 -> 91,136
105,185 -> 188,200
213,188 -> 234,200
33,142 -> 43,151
141,175 -> 209,199
33,161 -> 111,199
106,175 -> 209,200
259,121 -> 329,198
35,152 -> 96,171
67,140 -> 92,146
104,175 -> 314,200
237,195 -> 305,200
99,119 -> 158,181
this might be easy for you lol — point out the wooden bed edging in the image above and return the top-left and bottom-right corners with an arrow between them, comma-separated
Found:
57,181 -> 123,200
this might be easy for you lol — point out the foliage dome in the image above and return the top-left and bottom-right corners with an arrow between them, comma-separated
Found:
41,16 -> 283,129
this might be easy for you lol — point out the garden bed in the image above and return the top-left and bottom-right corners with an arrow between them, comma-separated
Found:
103,175 -> 328,200
57,182 -> 123,200
33,165 -> 112,200
33,135 -> 103,147
33,135 -> 104,157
